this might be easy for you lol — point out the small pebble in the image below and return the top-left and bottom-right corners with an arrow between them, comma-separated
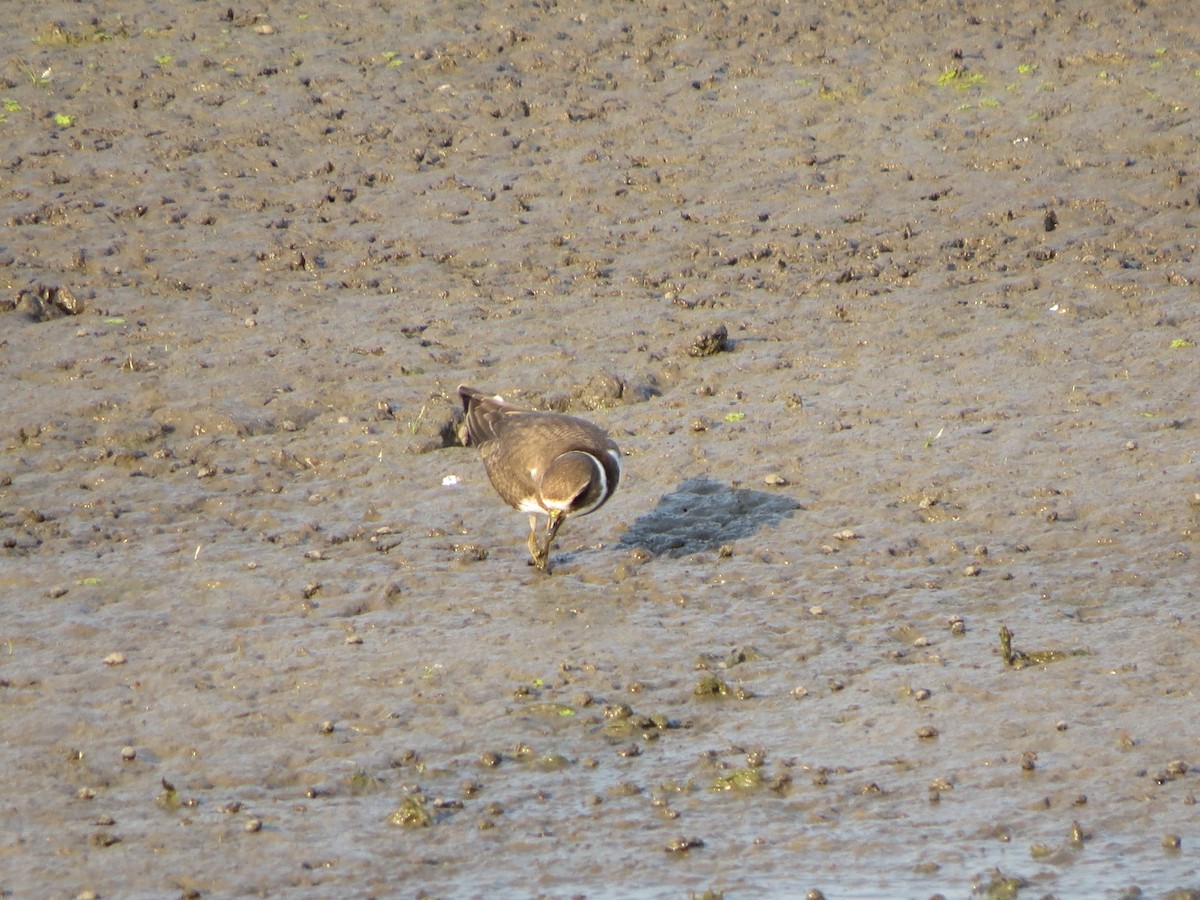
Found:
916,726 -> 939,740
244,817 -> 263,833
319,721 -> 335,734
914,688 -> 932,701
963,563 -> 982,576
120,746 -> 137,761
764,473 -> 789,486
103,652 -> 126,666
1163,833 -> 1182,851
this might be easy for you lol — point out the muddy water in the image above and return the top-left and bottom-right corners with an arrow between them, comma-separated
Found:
2,1 -> 1198,897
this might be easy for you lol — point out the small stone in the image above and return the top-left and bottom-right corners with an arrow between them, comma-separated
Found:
120,746 -> 137,761
763,473 -> 789,486
916,726 -> 939,740
103,652 -> 126,666
319,721 -> 335,734
963,563 -> 982,576
244,817 -> 263,833
1163,833 -> 1182,851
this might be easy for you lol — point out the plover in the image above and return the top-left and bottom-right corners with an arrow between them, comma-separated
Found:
458,385 -> 622,573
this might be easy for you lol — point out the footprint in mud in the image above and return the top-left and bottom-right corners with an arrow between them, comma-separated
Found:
620,476 -> 800,557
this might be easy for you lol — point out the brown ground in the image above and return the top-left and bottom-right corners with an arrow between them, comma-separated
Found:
2,1 -> 1198,897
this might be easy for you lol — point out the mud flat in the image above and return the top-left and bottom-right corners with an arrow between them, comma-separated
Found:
2,1 -> 1198,896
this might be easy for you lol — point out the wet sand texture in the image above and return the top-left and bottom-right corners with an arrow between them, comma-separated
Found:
2,1 -> 1199,896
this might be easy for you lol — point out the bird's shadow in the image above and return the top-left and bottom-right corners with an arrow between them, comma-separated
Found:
619,476 -> 801,558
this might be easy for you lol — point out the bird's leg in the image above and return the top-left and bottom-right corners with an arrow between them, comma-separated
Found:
534,512 -> 565,574
527,514 -> 542,567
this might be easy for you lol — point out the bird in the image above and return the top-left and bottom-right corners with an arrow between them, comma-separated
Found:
458,385 -> 622,573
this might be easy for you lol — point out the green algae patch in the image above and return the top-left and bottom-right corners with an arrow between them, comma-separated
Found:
516,702 -> 575,719
388,795 -> 433,828
35,22 -> 131,45
532,753 -> 571,772
156,778 -> 182,811
345,767 -> 385,794
709,768 -> 762,792
999,625 -> 1087,669
693,672 -> 732,698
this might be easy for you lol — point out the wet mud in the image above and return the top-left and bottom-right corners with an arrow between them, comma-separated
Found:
2,1 -> 1198,897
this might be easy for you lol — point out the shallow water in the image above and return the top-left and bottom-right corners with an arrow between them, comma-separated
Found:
3,0 -> 1199,897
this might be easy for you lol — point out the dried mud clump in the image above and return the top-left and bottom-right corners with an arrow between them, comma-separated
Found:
575,372 -> 626,410
10,284 -> 85,320
687,324 -> 729,357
